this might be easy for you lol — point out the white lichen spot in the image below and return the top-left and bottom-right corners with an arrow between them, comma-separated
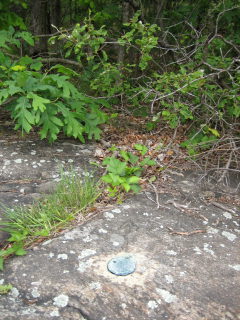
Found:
156,288 -> 178,303
203,243 -> 215,256
20,308 -> 36,315
223,212 -> 232,219
31,281 -> 41,286
113,241 -> 120,246
63,229 -> 82,240
56,149 -> 63,152
11,152 -> 18,156
70,250 -> 75,254
193,247 -> 202,255
89,282 -> 102,290
14,159 -> 22,164
50,309 -> 60,317
20,188 -> 25,193
166,250 -> 177,256
220,244 -> 225,247
32,165 -> 38,168
111,208 -> 121,214
40,159 -> 46,163
98,228 -> 108,234
83,235 -> 93,243
4,160 -> 11,166
42,239 -> 52,246
143,212 -> 149,216
122,204 -> 130,209
49,252 -> 55,258
121,303 -> 127,309
229,264 -> 240,271
53,294 -> 69,308
207,227 -> 219,234
77,260 -> 93,273
202,221 -> 208,225
233,221 -> 239,227
103,212 -> 114,219
78,249 -> 96,260
63,270 -> 69,274
31,287 -> 40,298
165,275 -> 174,284
10,287 -> 19,298
147,300 -> 158,310
222,231 -> 237,242
31,151 -> 36,155
57,254 -> 68,260
0,279 -> 4,285
179,271 -> 186,277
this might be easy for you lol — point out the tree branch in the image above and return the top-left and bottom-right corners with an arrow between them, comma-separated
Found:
40,57 -> 82,68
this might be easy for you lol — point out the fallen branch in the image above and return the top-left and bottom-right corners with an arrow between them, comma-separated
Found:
211,201 -> 236,215
144,188 -> 171,210
167,227 -> 206,236
41,57 -> 82,68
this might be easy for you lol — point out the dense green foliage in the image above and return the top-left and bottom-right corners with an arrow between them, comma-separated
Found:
0,0 -> 239,145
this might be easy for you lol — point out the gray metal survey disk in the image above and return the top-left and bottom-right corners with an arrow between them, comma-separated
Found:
107,255 -> 136,276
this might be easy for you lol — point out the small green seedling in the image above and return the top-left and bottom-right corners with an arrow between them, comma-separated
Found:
101,144 -> 156,197
0,284 -> 13,295
134,143 -> 148,156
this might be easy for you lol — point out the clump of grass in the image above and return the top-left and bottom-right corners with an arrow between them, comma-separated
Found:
0,170 -> 101,270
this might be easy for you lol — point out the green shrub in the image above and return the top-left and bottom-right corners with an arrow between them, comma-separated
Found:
0,27 -> 108,142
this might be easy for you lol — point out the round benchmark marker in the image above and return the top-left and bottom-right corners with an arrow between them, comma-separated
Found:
107,255 -> 136,276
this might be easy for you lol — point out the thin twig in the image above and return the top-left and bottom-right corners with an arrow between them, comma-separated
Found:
144,188 -> 171,210
211,201 -> 236,215
167,227 -> 206,236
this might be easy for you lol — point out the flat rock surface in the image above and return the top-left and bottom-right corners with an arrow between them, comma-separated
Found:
0,138 -> 240,320
0,137 -> 97,241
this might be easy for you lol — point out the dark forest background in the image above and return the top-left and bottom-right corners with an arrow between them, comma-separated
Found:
0,0 -> 239,159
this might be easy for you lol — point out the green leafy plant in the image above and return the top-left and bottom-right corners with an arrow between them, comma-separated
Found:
0,284 -> 13,295
0,27 -> 108,142
181,129 -> 218,156
0,169 -> 101,270
101,144 -> 156,197
53,12 -> 160,101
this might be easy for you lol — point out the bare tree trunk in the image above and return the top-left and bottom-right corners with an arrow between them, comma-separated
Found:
50,0 -> 61,31
29,0 -> 50,56
69,0 -> 72,24
154,0 -> 166,29
117,1 -> 130,68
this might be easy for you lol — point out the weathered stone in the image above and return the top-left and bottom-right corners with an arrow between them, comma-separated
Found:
0,186 -> 239,319
0,137 -> 239,319
36,181 -> 58,194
